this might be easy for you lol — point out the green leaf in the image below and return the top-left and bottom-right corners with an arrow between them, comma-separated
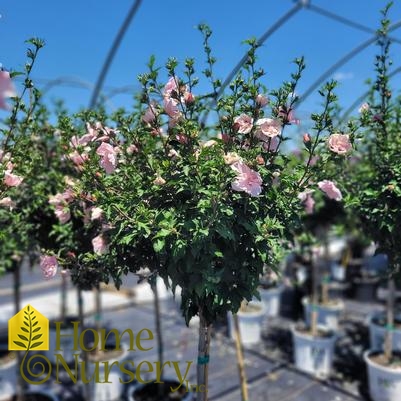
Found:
153,239 -> 165,252
30,342 -> 43,349
32,327 -> 40,333
18,334 -> 28,342
154,228 -> 171,239
32,321 -> 38,327
21,327 -> 29,333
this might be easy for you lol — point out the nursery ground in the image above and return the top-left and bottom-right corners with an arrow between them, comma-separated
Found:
0,264 -> 381,401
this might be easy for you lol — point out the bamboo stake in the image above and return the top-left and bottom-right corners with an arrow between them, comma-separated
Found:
321,228 -> 330,306
78,287 -> 91,401
233,312 -> 249,401
60,269 -> 67,321
151,279 -> 164,398
311,249 -> 318,337
385,277 -> 395,361
321,275 -> 329,306
95,286 -> 102,356
197,308 -> 211,401
14,264 -> 25,401
341,245 -> 351,268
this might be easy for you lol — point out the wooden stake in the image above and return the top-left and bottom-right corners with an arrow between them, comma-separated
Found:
14,264 -> 25,401
151,279 -> 164,398
311,249 -> 318,337
60,270 -> 67,321
233,313 -> 249,401
385,277 -> 395,361
321,275 -> 329,306
341,245 -> 351,268
95,286 -> 102,356
78,287 -> 91,401
197,308 -> 211,401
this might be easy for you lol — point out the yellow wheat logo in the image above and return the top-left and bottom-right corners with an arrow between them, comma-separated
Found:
8,305 -> 49,351
8,305 -> 51,385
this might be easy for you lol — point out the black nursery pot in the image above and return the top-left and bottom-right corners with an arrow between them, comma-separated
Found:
129,380 -> 191,401
11,392 -> 58,401
353,276 -> 380,302
280,286 -> 304,320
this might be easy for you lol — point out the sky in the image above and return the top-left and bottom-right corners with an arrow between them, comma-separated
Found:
1,0 -> 401,124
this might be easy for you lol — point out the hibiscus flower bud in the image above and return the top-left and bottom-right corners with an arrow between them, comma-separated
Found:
151,128 -> 163,137
217,132 -> 231,144
202,140 -> 217,148
91,207 -> 103,221
126,144 -> 139,154
255,94 -> 269,107
184,92 -> 195,105
0,197 -> 15,209
176,133 -> 188,144
303,133 -> 311,143
373,114 -> 383,122
358,103 -> 370,113
223,152 -> 241,165
153,175 -> 166,186
168,149 -> 179,159
256,155 -> 265,165
92,234 -> 108,255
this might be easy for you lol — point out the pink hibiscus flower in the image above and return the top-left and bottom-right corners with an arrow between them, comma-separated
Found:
234,114 -> 254,134
0,71 -> 16,110
4,171 -> 23,187
40,255 -> 58,280
318,180 -> 342,201
142,102 -> 159,124
92,234 -> 108,255
163,76 -> 178,98
327,133 -> 352,155
0,196 -> 15,209
262,136 -> 279,152
231,161 -> 263,197
255,118 -> 282,141
163,98 -> 181,120
96,142 -> 118,174
298,190 -> 315,214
